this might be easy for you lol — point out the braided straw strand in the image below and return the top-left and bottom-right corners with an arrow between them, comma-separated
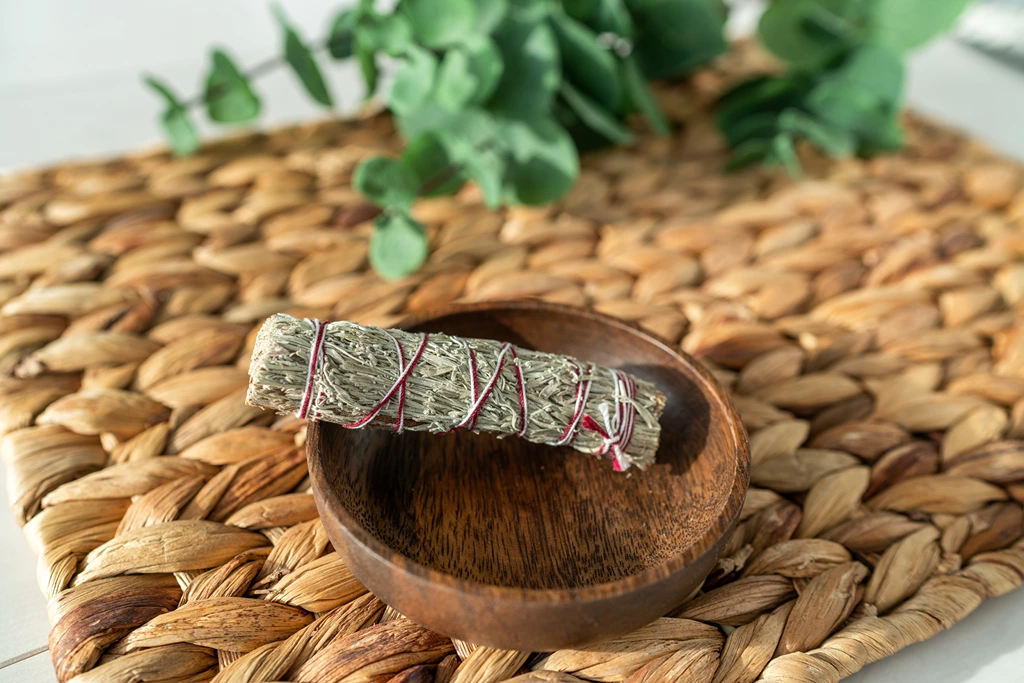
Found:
6,41 -> 1024,683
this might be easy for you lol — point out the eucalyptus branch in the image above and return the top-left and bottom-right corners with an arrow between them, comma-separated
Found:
183,40 -> 334,111
721,0 -> 973,173
183,56 -> 274,109
142,0 -> 974,279
143,7 -> 337,156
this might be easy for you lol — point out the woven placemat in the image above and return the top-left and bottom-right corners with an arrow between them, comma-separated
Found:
3,47 -> 1024,683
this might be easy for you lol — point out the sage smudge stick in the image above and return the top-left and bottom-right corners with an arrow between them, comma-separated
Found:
246,314 -> 665,470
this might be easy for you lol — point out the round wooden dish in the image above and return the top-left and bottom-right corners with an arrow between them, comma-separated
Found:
308,301 -> 750,651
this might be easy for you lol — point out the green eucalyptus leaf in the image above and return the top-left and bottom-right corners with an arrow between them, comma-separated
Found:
591,0 -> 635,38
860,114 -> 905,153
758,0 -> 852,68
354,156 -> 419,209
502,114 -> 580,205
505,0 -> 554,22
144,74 -> 185,108
807,79 -> 890,137
621,56 -> 669,135
358,12 -> 414,57
462,37 -> 504,104
389,46 -> 437,116
394,100 -> 451,139
356,33 -> 379,97
162,108 -> 200,157
553,101 -> 607,152
777,108 -> 855,158
832,42 -> 905,106
717,74 -> 811,134
402,133 -> 466,196
403,0 -> 476,47
868,0 -> 972,50
475,0 -> 510,32
328,8 -> 357,59
563,0 -> 599,21
440,109 -> 508,207
488,12 -> 560,116
772,133 -> 803,178
435,50 -> 477,111
559,81 -> 635,145
449,110 -> 508,207
625,0 -> 727,79
370,211 -> 429,280
436,39 -> 504,109
273,4 -> 334,107
550,10 -> 622,110
400,106 -> 508,207
724,137 -> 774,172
460,146 -> 507,207
720,111 -> 780,147
205,49 -> 261,123
718,74 -> 807,111
143,76 -> 199,156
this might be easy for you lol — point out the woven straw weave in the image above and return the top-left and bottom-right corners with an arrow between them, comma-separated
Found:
3,47 -> 1024,683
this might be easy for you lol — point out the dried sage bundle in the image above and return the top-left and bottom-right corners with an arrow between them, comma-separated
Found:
246,314 -> 665,470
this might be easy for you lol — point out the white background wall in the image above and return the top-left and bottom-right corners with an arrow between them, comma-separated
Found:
2,0 -> 1024,169
0,0 -> 368,169
1,2 -> 1024,682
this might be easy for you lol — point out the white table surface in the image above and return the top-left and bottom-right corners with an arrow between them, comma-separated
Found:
2,2 -> 1024,681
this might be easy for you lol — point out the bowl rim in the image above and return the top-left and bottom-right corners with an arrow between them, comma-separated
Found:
308,300 -> 750,604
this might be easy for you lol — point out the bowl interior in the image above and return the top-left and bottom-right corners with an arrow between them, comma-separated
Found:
317,305 -> 746,591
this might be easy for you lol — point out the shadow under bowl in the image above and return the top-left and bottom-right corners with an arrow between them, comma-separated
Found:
308,301 -> 750,651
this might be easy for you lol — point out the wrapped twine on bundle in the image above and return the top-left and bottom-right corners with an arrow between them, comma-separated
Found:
246,314 -> 666,470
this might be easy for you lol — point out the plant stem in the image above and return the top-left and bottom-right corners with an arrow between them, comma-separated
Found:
339,152 -> 483,228
340,163 -> 464,228
182,40 -> 330,111
419,162 -> 462,195
807,5 -> 858,40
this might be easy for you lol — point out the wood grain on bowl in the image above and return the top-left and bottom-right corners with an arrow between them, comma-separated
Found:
308,301 -> 750,651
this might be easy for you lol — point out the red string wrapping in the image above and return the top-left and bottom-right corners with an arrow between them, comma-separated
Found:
581,369 -> 638,471
296,319 -> 327,421
392,333 -> 409,432
554,361 -> 593,446
458,339 -> 480,431
509,346 -> 529,438
299,321 -> 637,466
340,331 -> 430,430
449,342 -> 528,434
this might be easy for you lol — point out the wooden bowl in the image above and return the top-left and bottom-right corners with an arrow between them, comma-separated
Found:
308,301 -> 749,651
